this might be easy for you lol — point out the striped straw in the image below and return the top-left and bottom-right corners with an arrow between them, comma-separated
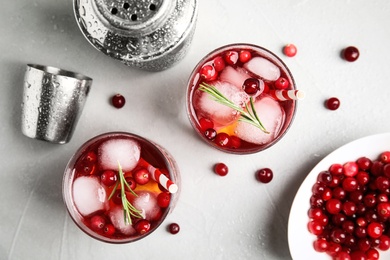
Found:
138,158 -> 178,194
268,89 -> 305,101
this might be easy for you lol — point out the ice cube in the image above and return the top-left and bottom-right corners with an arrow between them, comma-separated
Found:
98,138 -> 140,171
219,66 -> 251,89
195,81 -> 249,126
72,176 -> 107,216
234,96 -> 285,145
108,206 -> 136,235
243,57 -> 281,81
131,191 -> 160,221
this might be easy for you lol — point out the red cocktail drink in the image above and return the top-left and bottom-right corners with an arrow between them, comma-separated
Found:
63,132 -> 180,243
186,43 -> 300,154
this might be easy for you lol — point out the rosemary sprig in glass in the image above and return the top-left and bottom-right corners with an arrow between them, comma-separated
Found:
199,82 -> 269,134
108,161 -> 143,225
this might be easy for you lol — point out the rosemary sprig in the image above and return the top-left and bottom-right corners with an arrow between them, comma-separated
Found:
199,82 -> 269,133
108,162 -> 143,225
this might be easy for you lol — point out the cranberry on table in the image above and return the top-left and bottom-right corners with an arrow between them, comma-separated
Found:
256,168 -> 273,183
283,43 -> 297,57
343,46 -> 359,62
111,94 -> 126,108
168,223 -> 180,234
214,163 -> 228,176
325,97 -> 340,110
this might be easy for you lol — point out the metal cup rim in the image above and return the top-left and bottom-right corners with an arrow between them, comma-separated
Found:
27,64 -> 93,82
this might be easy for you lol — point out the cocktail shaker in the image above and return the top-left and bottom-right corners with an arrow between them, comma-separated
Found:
74,0 -> 198,71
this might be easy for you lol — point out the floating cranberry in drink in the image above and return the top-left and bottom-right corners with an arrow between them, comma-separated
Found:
186,44 -> 303,154
62,132 -> 180,243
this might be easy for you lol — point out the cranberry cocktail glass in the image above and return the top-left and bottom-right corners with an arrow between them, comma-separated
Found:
186,43 -> 301,154
63,132 -> 180,243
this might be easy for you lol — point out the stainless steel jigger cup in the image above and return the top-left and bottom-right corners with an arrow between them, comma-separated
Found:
73,0 -> 198,71
21,64 -> 92,144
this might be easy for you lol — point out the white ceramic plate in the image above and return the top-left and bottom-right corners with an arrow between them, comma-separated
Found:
288,133 -> 390,259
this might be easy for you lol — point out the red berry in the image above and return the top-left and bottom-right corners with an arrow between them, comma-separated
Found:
168,223 -> 180,234
342,177 -> 358,192
283,44 -> 297,57
100,170 -> 117,186
349,251 -> 366,260
326,97 -> 340,110
133,168 -> 150,185
111,94 -> 126,108
274,77 -> 289,90
343,46 -> 359,62
135,219 -> 151,235
377,202 -> 390,218
334,251 -> 351,260
84,151 -> 97,163
256,168 -> 273,183
214,163 -> 228,176
326,199 -> 342,214
313,238 -> 328,252
112,190 -> 122,205
329,164 -> 344,176
308,220 -> 324,235
366,248 -> 379,260
103,224 -> 116,236
200,64 -> 217,81
214,132 -> 231,147
125,177 -> 137,190
224,51 -> 239,65
213,56 -> 225,72
90,215 -> 106,231
204,128 -> 217,140
343,162 -> 359,177
378,234 -> 390,250
239,50 -> 252,63
243,78 -> 261,96
157,192 -> 171,208
229,135 -> 241,149
199,118 -> 214,131
356,157 -> 372,171
367,222 -> 383,238
380,151 -> 390,163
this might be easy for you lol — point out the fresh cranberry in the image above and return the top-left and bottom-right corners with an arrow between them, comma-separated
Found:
375,176 -> 390,192
321,187 -> 332,201
366,248 -> 379,260
371,160 -> 384,176
103,224 -> 116,236
239,50 -> 252,63
329,164 -> 344,176
224,51 -> 239,65
383,163 -> 390,178
326,241 -> 342,257
168,223 -> 180,234
310,195 -> 325,208
343,46 -> 359,62
214,132 -> 231,147
204,128 -> 217,140
334,251 -> 351,260
380,151 -> 390,163
332,187 -> 346,200
213,56 -> 225,72
125,177 -> 137,190
363,194 -> 377,208
367,222 -> 383,238
342,201 -> 357,216
200,64 -> 217,81
331,228 -> 346,244
357,237 -> 371,252
112,190 -> 122,205
356,157 -> 372,171
312,182 -> 326,195
274,77 -> 289,89
326,199 -> 342,214
133,168 -> 150,185
243,78 -> 260,96
343,177 -> 358,192
283,44 -> 297,57
313,238 -> 328,252
214,163 -> 228,176
342,220 -> 355,234
377,202 -> 390,218
101,170 -> 117,186
378,234 -> 390,250
356,171 -> 370,186
349,190 -> 363,203
135,219 -> 151,234
308,208 -> 324,219
199,118 -> 214,131
317,171 -> 333,185
325,97 -> 340,111
256,168 -> 273,183
90,215 -> 106,231
308,220 -> 324,235
349,251 -> 366,260
157,192 -> 171,208
84,151 -> 97,163
111,94 -> 126,108
343,162 -> 359,177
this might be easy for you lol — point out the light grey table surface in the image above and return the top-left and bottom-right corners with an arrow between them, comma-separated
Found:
1,0 -> 390,259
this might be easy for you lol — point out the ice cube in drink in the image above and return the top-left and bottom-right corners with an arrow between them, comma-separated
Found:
186,44 -> 299,154
63,132 -> 180,243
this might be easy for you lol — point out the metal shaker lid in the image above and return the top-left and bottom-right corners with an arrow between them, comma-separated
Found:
74,0 -> 198,71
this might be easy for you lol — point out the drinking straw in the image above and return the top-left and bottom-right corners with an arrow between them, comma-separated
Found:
268,89 -> 305,101
138,158 -> 178,194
